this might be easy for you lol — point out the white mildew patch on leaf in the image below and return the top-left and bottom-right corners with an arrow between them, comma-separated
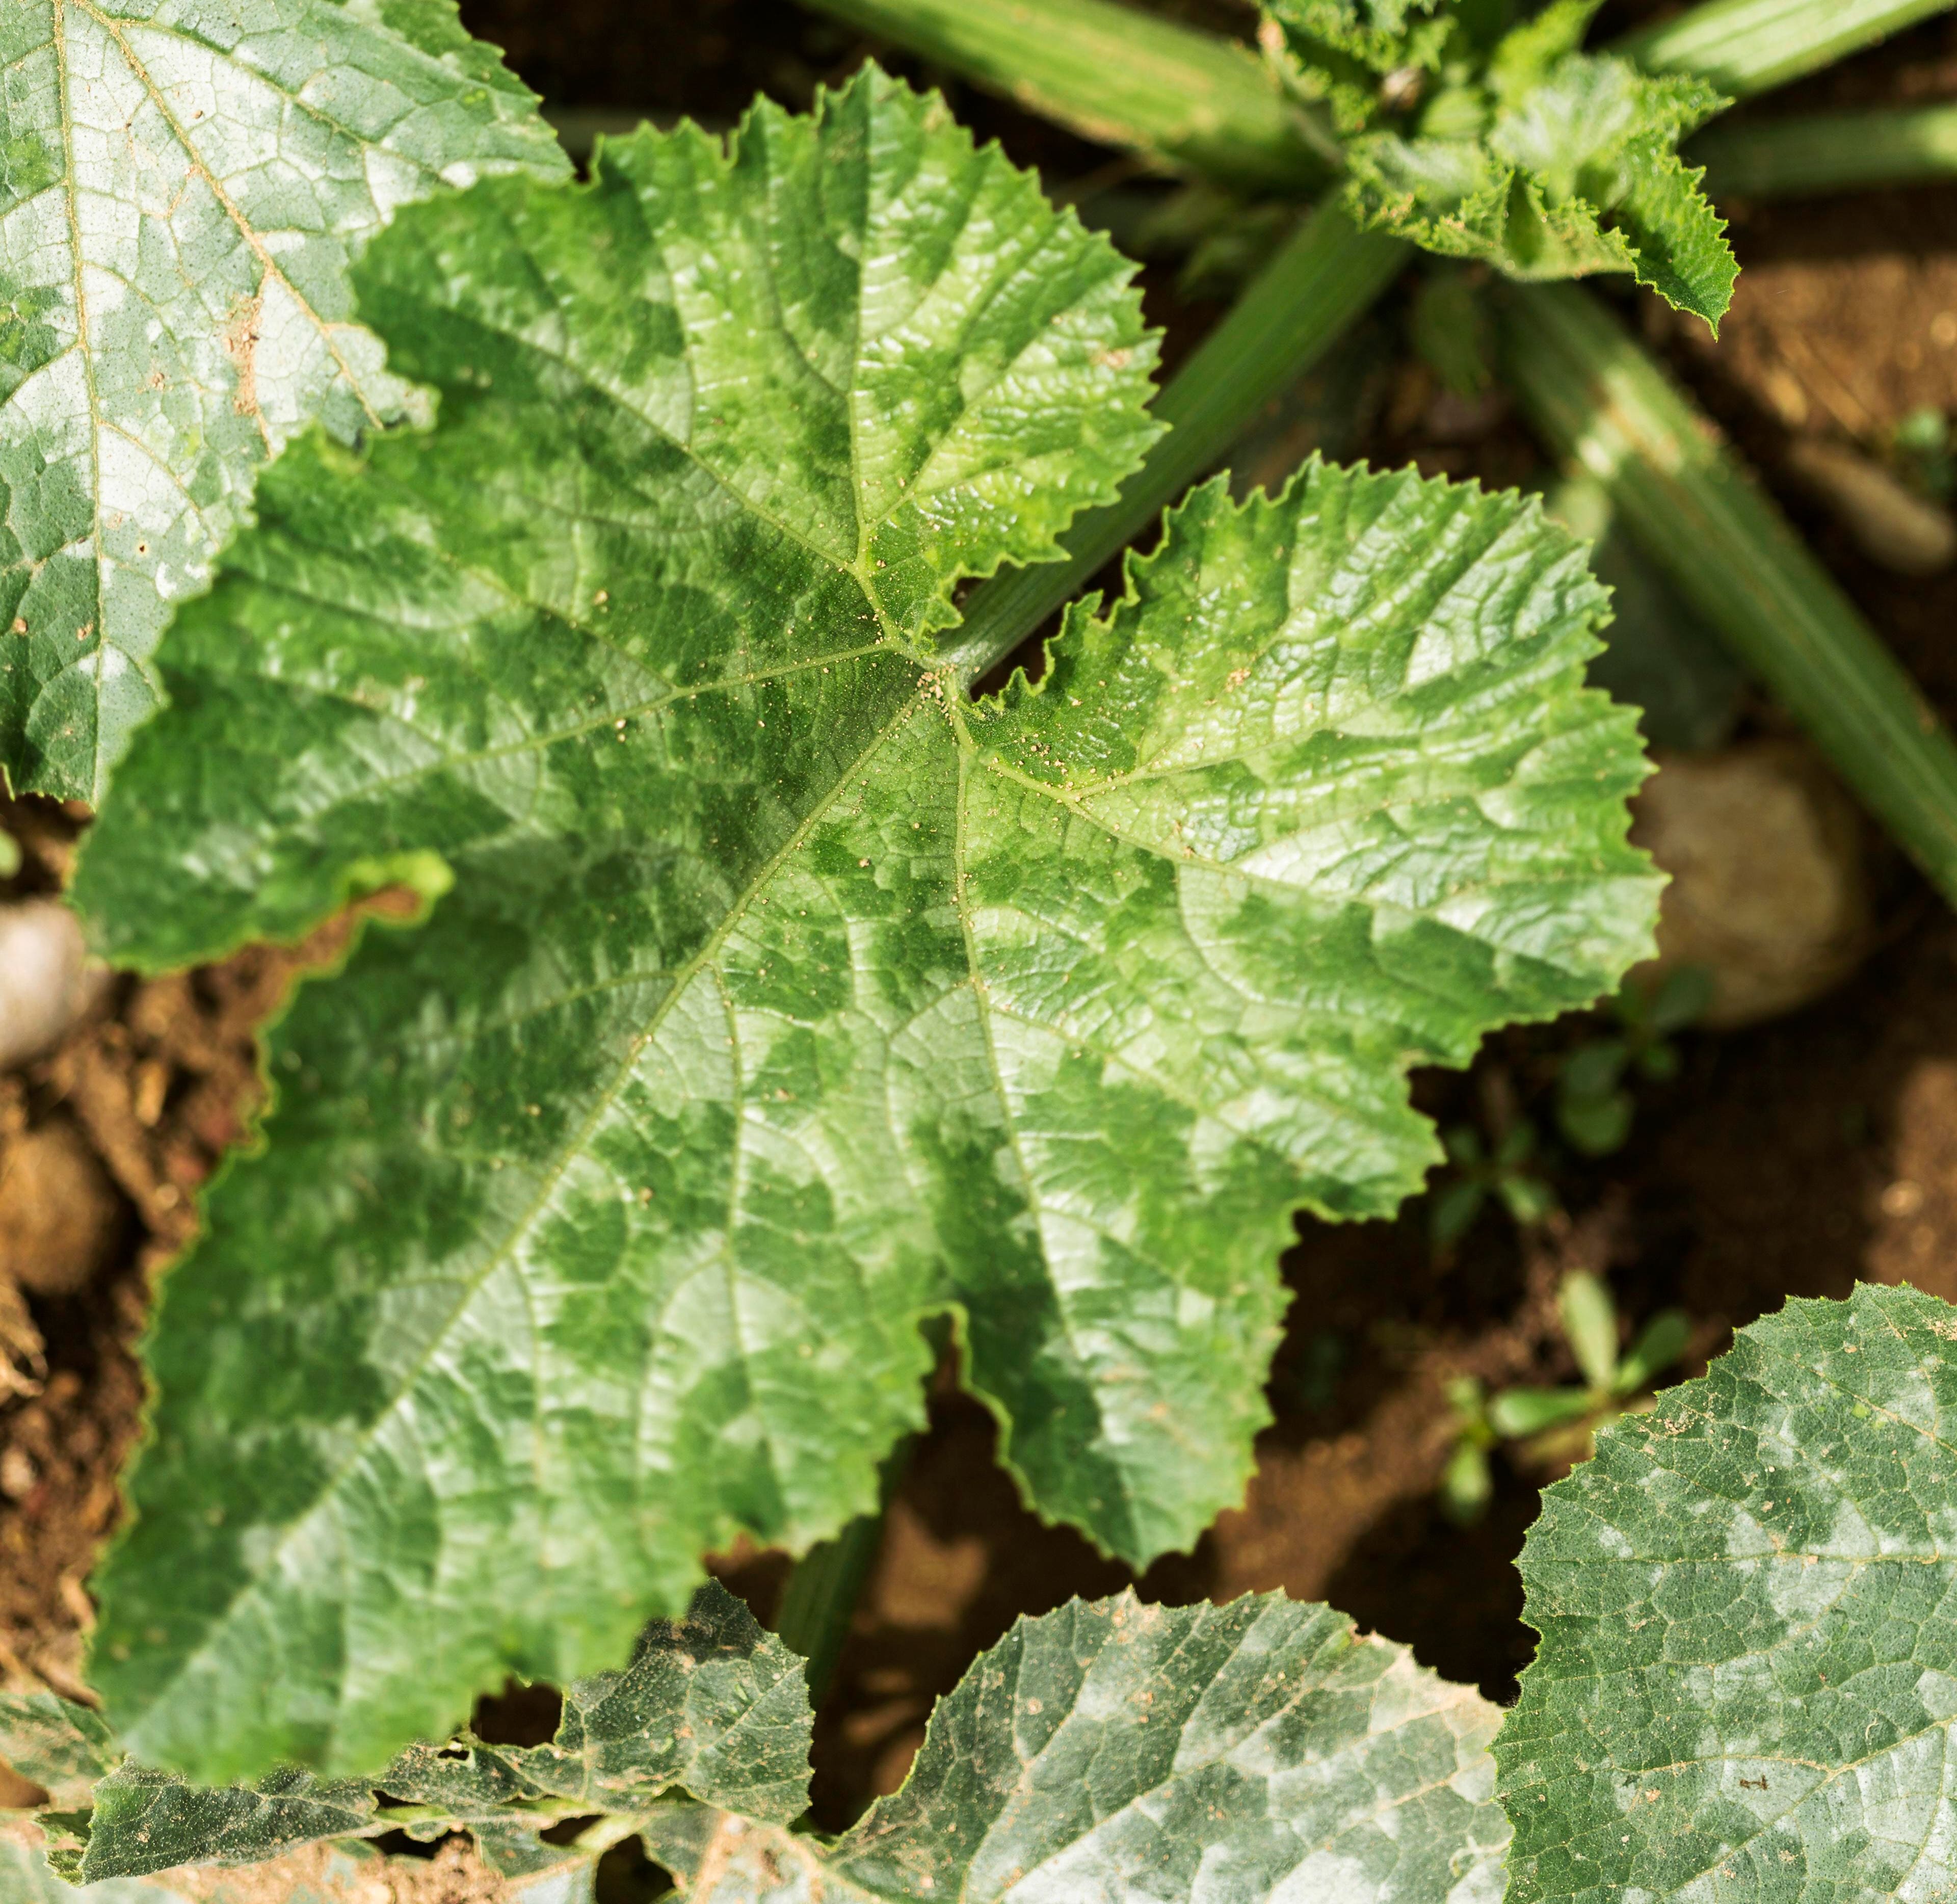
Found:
0,0 -> 567,801
647,1594 -> 1513,1904
10,1589 -> 1509,1903
9,1584 -> 807,1894
72,67 -> 1654,1784
1499,1282 -> 1957,1904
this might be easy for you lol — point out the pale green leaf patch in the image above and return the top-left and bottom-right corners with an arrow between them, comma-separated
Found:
15,1585 -> 1512,1904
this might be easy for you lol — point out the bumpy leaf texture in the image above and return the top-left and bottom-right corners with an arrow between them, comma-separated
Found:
73,68 -> 1655,1781
4,1582 -> 807,1890
0,0 -> 567,802
1499,1282 -> 1957,1904
1266,0 -> 1736,327
18,1586 -> 1509,1904
646,1592 -> 1510,1903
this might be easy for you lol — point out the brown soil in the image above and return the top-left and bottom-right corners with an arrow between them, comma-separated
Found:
10,0 -> 1957,1885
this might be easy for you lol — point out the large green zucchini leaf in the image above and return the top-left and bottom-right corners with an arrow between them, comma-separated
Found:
71,66 -> 1655,1781
0,0 -> 568,802
9,1585 -> 1510,1903
1500,1282 -> 1957,1904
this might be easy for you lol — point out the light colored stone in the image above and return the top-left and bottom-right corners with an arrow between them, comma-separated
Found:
0,902 -> 103,1073
1632,741 -> 1871,1028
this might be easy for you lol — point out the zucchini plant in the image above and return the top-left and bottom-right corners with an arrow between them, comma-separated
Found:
5,0 -> 1954,1898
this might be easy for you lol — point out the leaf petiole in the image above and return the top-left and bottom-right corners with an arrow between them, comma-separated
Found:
1501,281 -> 1957,911
1614,0 -> 1957,98
1693,99 -> 1957,198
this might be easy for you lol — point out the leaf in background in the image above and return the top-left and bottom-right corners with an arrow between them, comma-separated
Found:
1346,52 -> 1733,326
644,1590 -> 1512,1903
1264,0 -> 1735,326
0,0 -> 568,803
1499,1282 -> 1957,1903
0,1691 -> 119,1808
0,1831 -> 183,1904
68,1581 -> 807,1886
75,64 -> 1654,1782
1263,0 -> 1456,132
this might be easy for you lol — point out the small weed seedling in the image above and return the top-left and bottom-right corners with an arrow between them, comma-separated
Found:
1441,1269 -> 1690,1521
1554,965 -> 1713,1157
1431,1118 -> 1559,1252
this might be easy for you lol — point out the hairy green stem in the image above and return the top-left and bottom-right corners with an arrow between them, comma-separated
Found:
1692,100 -> 1957,196
804,0 -> 1335,192
1615,0 -> 1957,98
1502,282 -> 1957,908
944,201 -> 1409,688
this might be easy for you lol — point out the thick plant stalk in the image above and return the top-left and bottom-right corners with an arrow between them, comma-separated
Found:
772,1512 -> 887,1708
1616,0 -> 1957,97
1693,101 -> 1957,196
1502,282 -> 1957,908
944,201 -> 1410,687
805,0 -> 1334,191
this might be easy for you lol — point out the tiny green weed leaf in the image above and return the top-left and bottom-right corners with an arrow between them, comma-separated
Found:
74,67 -> 1654,1784
1499,1282 -> 1957,1904
0,0 -> 568,803
648,1591 -> 1513,1904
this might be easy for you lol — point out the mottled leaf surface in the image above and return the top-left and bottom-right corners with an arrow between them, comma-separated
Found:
16,1590 -> 1505,1902
75,69 -> 1652,1783
644,1591 -> 1512,1903
0,1690 -> 117,1808
1265,0 -> 1735,325
0,0 -> 567,801
1499,1282 -> 1957,1904
50,1582 -> 806,1887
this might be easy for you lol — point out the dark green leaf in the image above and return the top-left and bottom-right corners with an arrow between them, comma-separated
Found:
75,67 -> 1654,1782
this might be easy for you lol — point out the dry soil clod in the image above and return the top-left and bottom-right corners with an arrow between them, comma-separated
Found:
0,1121 -> 126,1300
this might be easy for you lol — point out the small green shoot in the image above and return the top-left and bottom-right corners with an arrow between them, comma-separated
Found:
1431,1118 -> 1558,1252
0,828 -> 18,882
1441,1270 -> 1691,1520
1555,965 -> 1713,1156
1894,406 -> 1956,501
